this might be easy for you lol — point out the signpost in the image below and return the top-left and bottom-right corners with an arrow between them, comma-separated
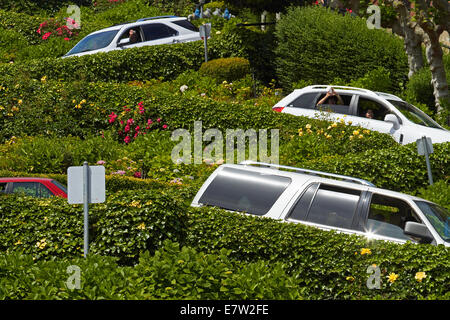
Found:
199,23 -> 211,62
68,162 -> 105,257
416,136 -> 434,185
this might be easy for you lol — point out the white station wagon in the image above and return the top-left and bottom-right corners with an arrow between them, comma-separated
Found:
192,161 -> 450,247
63,16 -> 201,58
272,85 -> 450,145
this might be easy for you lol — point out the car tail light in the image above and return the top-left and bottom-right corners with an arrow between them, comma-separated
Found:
273,106 -> 285,113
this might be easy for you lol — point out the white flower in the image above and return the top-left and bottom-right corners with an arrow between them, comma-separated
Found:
179,85 -> 188,93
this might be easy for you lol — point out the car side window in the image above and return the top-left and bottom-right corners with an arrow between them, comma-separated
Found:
288,184 -> 361,230
141,23 -> 178,41
357,97 -> 390,121
12,182 -> 38,197
289,93 -> 318,109
118,27 -> 143,44
0,183 -> 6,193
316,93 -> 353,115
38,183 -> 53,198
198,167 -> 292,216
365,193 -> 422,241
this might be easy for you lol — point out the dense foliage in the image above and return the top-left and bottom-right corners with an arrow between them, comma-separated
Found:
274,6 -> 409,92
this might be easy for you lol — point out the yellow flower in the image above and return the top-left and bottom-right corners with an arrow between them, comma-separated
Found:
18,99 -> 23,105
360,248 -> 372,255
11,106 -> 19,112
130,200 -> 141,208
326,134 -> 332,139
36,238 -> 47,250
358,134 -> 364,139
145,200 -> 153,206
305,124 -> 311,129
14,240 -> 22,245
363,130 -> 370,134
298,131 -> 303,136
72,99 -> 76,103
387,273 -> 399,283
137,222 -> 146,230
80,99 -> 86,104
349,135 -> 354,140
331,122 -> 338,128
353,130 -> 360,136
41,76 -> 47,83
346,276 -> 355,281
415,272 -> 427,282
75,104 -> 82,109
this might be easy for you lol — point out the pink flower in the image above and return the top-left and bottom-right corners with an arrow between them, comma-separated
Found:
157,118 -> 161,123
120,120 -> 124,125
137,101 -> 144,107
116,170 -> 126,175
108,112 -> 117,123
127,118 -> 134,125
135,125 -> 140,132
147,119 -> 153,125
134,132 -> 139,138
42,32 -> 52,40
97,160 -> 106,165
138,106 -> 145,114
162,124 -> 168,129
124,125 -> 130,133
124,136 -> 131,144
64,37 -> 70,41
37,28 -> 41,34
133,171 -> 142,178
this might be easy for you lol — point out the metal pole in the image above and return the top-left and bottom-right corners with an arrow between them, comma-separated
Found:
83,161 -> 89,257
204,36 -> 208,62
423,137 -> 433,185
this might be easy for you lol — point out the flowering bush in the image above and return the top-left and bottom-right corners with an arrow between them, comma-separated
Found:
108,101 -> 169,144
37,18 -> 79,41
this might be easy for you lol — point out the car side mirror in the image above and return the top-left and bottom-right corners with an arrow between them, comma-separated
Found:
404,221 -> 433,243
384,114 -> 400,130
118,38 -> 130,47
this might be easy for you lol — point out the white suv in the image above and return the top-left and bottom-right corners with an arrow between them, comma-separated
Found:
272,85 -> 450,145
63,16 -> 201,58
192,161 -> 450,247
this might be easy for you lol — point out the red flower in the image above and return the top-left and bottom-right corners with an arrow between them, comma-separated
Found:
42,32 -> 52,40
124,125 -> 130,133
124,136 -> 131,144
108,112 -> 117,123
133,171 -> 142,178
162,124 -> 168,129
127,118 -> 134,125
138,106 -> 145,114
147,119 -> 153,125
64,37 -> 70,41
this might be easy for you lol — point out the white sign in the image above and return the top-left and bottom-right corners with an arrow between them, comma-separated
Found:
417,137 -> 433,156
67,165 -> 105,204
199,23 -> 211,39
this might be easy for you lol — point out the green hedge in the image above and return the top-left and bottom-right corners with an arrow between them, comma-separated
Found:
199,57 -> 251,83
0,240 -> 302,299
298,142 -> 450,193
275,6 -> 408,92
0,190 -> 188,265
185,206 -> 450,299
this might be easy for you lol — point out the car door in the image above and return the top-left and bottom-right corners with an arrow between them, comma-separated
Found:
140,23 -> 180,46
283,182 -> 369,235
353,95 -> 405,144
359,192 -> 433,244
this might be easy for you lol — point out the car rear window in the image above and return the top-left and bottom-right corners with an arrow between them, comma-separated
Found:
171,19 -> 199,32
198,167 -> 291,216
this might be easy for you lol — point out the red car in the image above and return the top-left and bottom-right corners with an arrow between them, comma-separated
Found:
0,177 -> 67,198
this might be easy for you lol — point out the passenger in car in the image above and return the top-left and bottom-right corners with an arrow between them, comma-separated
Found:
129,29 -> 139,44
317,87 -> 344,106
365,109 -> 374,119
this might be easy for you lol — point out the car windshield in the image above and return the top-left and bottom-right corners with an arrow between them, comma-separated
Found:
415,201 -> 450,242
387,100 -> 443,129
66,30 -> 119,55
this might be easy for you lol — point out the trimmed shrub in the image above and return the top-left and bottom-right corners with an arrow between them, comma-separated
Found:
298,142 -> 450,193
199,57 -> 250,83
0,240 -> 303,299
275,6 -> 408,92
0,190 -> 188,265
186,206 -> 450,299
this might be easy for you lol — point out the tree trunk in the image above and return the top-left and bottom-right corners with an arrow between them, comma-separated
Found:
422,29 -> 449,114
397,3 -> 424,78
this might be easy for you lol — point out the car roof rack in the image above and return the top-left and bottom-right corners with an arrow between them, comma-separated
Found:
239,161 -> 376,187
136,15 -> 179,22
306,85 -> 375,95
